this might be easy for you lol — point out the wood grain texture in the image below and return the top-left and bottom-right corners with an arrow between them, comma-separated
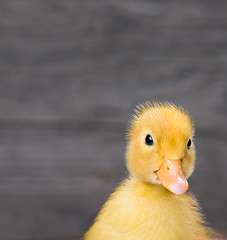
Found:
0,0 -> 226,239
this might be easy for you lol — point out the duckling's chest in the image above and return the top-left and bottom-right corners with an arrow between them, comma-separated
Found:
105,183 -> 194,240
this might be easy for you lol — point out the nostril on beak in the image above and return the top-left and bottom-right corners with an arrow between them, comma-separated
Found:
154,168 -> 159,173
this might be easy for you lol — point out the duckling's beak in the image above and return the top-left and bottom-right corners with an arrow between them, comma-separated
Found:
156,157 -> 188,195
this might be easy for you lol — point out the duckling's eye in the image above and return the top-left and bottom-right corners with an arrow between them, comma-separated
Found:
145,134 -> 154,146
187,139 -> 192,149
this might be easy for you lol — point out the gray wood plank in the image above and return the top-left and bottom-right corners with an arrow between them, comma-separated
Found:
0,0 -> 226,26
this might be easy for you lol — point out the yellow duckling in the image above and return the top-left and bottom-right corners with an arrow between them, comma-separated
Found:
84,102 -> 218,240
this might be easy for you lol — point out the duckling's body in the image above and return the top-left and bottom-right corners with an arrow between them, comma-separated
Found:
85,178 -> 215,240
84,102 -> 217,240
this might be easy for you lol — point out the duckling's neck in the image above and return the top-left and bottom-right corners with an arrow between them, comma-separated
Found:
130,176 -> 171,197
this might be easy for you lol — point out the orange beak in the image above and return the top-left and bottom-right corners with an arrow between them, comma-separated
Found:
156,157 -> 188,195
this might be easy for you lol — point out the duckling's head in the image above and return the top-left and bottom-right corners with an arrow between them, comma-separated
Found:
126,102 -> 195,195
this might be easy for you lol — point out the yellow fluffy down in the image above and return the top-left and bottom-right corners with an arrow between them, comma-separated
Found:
84,179 -> 217,240
84,102 -> 218,240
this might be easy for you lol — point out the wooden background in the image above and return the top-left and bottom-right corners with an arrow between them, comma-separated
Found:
0,0 -> 226,239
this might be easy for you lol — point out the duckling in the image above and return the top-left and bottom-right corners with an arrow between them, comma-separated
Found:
84,102 -> 218,240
